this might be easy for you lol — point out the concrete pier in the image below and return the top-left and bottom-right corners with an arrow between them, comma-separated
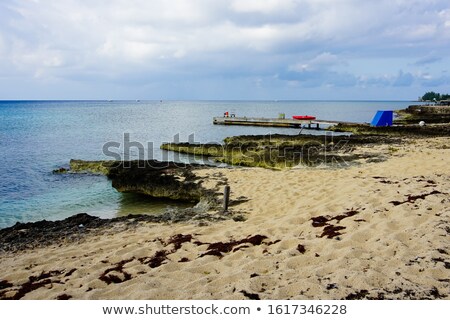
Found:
213,116 -> 359,130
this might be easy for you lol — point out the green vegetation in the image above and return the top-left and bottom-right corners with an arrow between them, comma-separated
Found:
420,91 -> 450,101
68,159 -> 116,174
161,134 -> 387,169
163,136 -> 333,169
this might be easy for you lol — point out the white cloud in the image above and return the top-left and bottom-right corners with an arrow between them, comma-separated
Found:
230,0 -> 297,14
0,0 -> 450,98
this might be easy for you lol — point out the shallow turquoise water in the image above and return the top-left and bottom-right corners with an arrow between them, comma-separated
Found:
0,100 -> 416,228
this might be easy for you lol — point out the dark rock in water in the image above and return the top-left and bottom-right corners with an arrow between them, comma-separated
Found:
69,159 -> 216,204
69,159 -> 117,175
106,160 -> 208,202
64,160 -> 226,224
52,167 -> 69,174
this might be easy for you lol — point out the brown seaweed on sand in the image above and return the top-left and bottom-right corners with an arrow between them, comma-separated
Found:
240,290 -> 261,300
139,234 -> 194,268
344,289 -> 370,300
311,208 -> 360,227
311,216 -> 329,227
0,280 -> 13,291
1,270 -> 64,300
390,190 -> 443,206
64,268 -> 77,277
163,234 -> 193,250
344,286 -> 448,300
311,208 -> 360,239
199,235 -> 268,258
320,225 -> 346,239
99,258 -> 134,285
297,244 -> 306,254
139,251 -> 170,269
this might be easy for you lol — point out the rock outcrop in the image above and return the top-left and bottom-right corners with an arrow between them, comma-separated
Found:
67,160 -> 217,204
68,159 -> 117,175
162,134 -> 402,169
395,105 -> 450,124
106,160 -> 208,202
329,123 -> 450,136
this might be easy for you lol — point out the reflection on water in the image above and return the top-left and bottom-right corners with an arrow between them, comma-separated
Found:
115,193 -> 194,218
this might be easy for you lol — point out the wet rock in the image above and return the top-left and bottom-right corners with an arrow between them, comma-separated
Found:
106,160 -> 208,202
68,160 -> 217,204
52,167 -> 69,174
160,134 -> 402,169
69,159 -> 116,175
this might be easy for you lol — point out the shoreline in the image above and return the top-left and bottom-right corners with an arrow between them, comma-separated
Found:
1,136 -> 449,299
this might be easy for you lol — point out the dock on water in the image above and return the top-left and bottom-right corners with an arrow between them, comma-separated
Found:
213,116 -> 360,130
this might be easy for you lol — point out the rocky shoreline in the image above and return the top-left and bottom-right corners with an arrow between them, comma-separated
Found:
395,105 -> 450,124
2,160 -> 251,253
1,132 -> 449,300
59,159 -> 225,214
0,210 -> 247,253
7,112 -> 450,253
161,134 -> 403,169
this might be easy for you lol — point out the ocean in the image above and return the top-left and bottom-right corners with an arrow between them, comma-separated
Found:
0,100 -> 416,228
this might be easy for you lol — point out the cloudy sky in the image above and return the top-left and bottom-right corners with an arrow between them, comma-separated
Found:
0,0 -> 449,100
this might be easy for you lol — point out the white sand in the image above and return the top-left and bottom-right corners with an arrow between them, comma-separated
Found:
1,137 -> 449,299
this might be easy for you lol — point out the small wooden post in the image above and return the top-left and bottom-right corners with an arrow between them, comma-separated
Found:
223,185 -> 230,212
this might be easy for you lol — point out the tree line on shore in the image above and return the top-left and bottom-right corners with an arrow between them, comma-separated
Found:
420,91 -> 450,101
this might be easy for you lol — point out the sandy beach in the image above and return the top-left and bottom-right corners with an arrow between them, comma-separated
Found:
1,137 -> 449,300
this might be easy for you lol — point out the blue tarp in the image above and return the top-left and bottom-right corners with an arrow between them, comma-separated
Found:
371,110 -> 393,127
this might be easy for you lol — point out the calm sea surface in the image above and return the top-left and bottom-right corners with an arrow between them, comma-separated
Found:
0,100 -> 416,228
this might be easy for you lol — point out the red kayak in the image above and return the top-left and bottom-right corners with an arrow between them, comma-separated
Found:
292,115 -> 316,120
